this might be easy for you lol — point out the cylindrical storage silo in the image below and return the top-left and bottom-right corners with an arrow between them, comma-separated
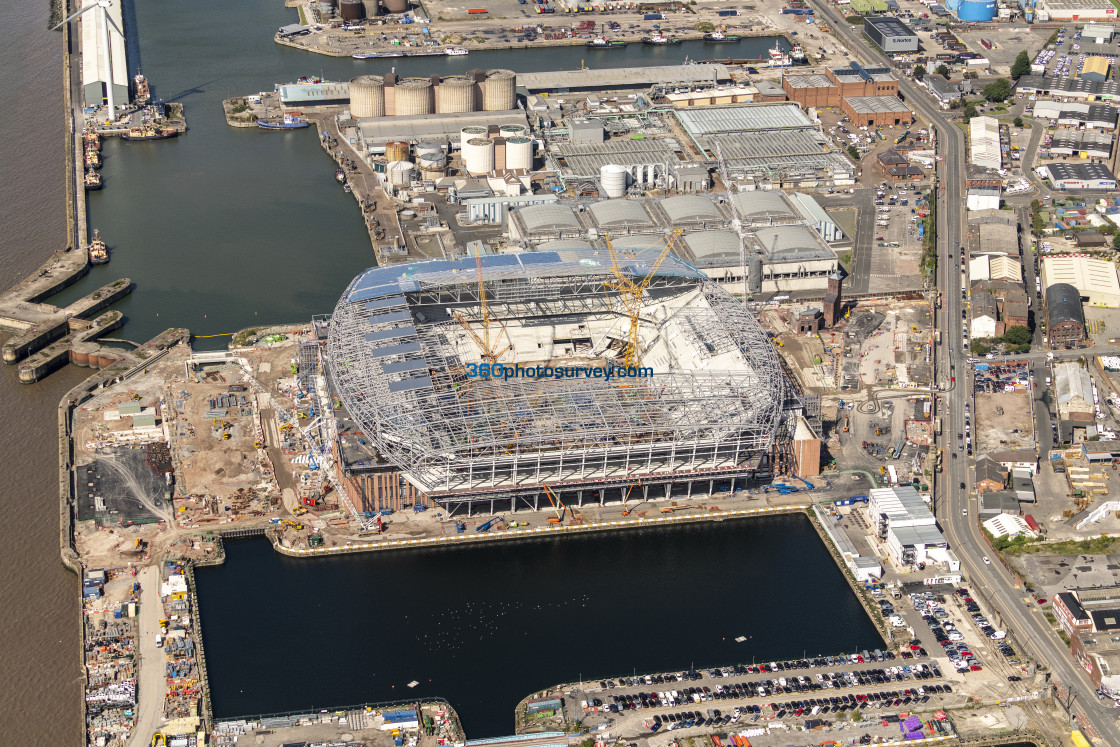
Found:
384,141 -> 410,162
944,0 -> 961,11
437,76 -> 476,114
418,149 -> 448,178
339,0 -> 365,21
463,137 -> 495,175
416,141 -> 444,158
395,78 -> 433,116
499,124 -> 527,138
382,0 -> 408,12
362,0 -> 381,16
505,136 -> 533,171
956,0 -> 996,20
460,126 -> 487,151
600,164 -> 629,199
387,160 -> 416,186
482,70 -> 517,111
349,76 -> 386,118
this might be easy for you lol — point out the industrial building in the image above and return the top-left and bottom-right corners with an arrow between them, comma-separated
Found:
326,250 -> 814,514
782,63 -> 898,109
516,64 -> 733,95
1042,255 -> 1120,307
1038,163 -> 1118,192
924,75 -> 972,108
1045,282 -> 1089,349
970,253 -> 1021,283
969,116 -> 1002,172
278,81 -> 352,107
966,183 -> 1001,211
544,139 -> 688,193
1081,56 -> 1112,82
863,16 -> 920,54
1030,100 -> 1118,130
865,486 -> 957,570
1034,0 -> 1118,22
674,104 -> 855,189
1049,129 -> 1114,159
665,85 -> 764,108
503,192 -> 840,294
81,0 -> 128,112
1017,75 -> 1120,104
840,96 -> 913,127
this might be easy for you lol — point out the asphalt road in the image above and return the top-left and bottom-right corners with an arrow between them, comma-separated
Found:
809,5 -> 1120,740
126,565 -> 163,747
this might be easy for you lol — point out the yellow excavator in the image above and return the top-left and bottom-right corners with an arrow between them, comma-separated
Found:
281,519 -> 304,530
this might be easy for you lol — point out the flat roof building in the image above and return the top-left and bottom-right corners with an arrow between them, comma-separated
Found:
517,64 -> 732,94
865,486 -> 955,570
1082,56 -> 1112,82
864,16 -> 920,53
1038,162 -> 1118,191
1035,0 -> 1118,22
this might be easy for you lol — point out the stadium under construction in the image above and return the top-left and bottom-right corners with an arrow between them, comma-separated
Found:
324,243 -> 821,517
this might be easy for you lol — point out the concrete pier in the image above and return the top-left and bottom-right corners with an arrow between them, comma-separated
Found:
2,278 -> 132,364
16,309 -> 126,383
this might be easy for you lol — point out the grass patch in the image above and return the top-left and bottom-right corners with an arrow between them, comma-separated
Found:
298,6 -> 307,24
1005,535 -> 1120,556
838,251 -> 852,270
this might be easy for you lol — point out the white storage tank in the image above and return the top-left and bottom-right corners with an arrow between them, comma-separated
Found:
361,0 -> 380,16
395,78 -> 433,116
349,76 -> 386,118
463,137 -> 495,176
387,160 -> 416,186
505,136 -> 534,171
600,164 -> 630,199
499,123 -> 527,138
483,69 -> 517,111
459,126 -> 488,151
437,76 -> 477,114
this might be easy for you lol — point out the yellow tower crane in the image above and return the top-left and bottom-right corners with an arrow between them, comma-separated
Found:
603,230 -> 682,369
454,242 -> 512,365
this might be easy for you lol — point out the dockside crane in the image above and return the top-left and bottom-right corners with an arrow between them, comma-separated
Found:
454,243 -> 512,365
714,141 -> 751,301
603,230 -> 679,369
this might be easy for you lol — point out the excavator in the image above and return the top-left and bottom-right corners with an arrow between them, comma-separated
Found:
281,519 -> 304,530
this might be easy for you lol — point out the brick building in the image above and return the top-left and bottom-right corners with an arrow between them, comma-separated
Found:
782,63 -> 898,108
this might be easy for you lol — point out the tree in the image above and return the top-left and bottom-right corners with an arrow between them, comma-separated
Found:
982,78 -> 1012,103
913,64 -> 927,81
847,144 -> 861,161
935,64 -> 950,78
963,103 -> 979,121
1011,50 -> 1032,79
1114,233 -> 1120,252
1014,116 -> 1024,128
695,21 -> 715,32
1002,326 -> 1032,348
971,340 -> 991,356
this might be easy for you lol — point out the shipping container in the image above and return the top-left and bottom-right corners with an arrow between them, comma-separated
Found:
717,9 -> 739,15
467,7 -> 488,13
643,12 -> 662,19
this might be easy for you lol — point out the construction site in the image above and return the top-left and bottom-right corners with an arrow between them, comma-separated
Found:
327,233 -> 822,520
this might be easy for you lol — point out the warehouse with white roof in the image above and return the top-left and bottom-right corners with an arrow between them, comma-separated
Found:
969,116 -> 1002,172
1041,255 -> 1120,307
866,486 -> 958,570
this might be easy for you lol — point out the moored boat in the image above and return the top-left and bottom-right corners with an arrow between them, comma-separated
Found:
84,170 -> 103,191
119,125 -> 179,141
444,46 -> 469,55
586,35 -> 627,48
704,28 -> 741,43
85,149 -> 101,169
258,113 -> 311,130
87,229 -> 109,264
642,32 -> 682,45
133,72 -> 151,104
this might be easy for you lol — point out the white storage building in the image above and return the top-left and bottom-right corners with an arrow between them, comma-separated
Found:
969,116 -> 1002,172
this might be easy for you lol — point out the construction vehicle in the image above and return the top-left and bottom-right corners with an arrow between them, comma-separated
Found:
291,504 -> 308,517
791,476 -> 815,490
455,521 -> 466,533
541,484 -> 570,524
476,516 -> 504,533
281,519 -> 304,530
150,735 -> 166,747
603,231 -> 678,368
134,538 -> 148,553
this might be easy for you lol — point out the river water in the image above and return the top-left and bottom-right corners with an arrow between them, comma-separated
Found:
0,1 -> 797,742
197,515 -> 882,735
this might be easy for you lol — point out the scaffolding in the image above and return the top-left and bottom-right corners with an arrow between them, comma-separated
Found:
326,257 -> 787,502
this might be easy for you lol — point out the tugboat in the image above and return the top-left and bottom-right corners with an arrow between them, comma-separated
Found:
642,31 -> 682,45
335,168 -> 346,184
704,27 -> 741,43
444,46 -> 469,55
85,149 -> 101,169
83,129 -> 101,151
258,112 -> 311,130
84,170 -> 103,191
790,43 -> 808,63
133,72 -> 151,104
87,229 -> 109,265
586,29 -> 627,48
119,124 -> 179,141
